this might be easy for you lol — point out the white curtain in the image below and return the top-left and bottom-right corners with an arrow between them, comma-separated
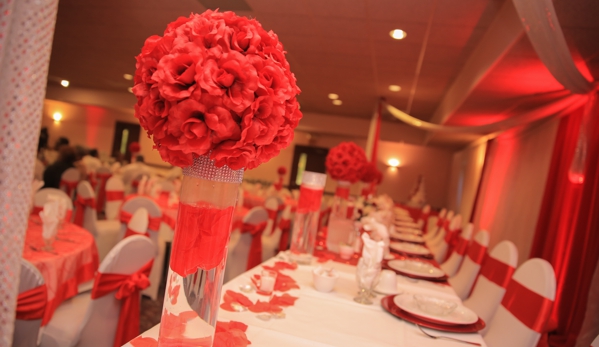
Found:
470,118 -> 559,265
0,0 -> 59,344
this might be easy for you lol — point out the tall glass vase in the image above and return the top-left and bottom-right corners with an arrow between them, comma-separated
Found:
158,155 -> 243,346
326,180 -> 354,253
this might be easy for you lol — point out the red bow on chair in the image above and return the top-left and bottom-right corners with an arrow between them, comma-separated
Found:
241,222 -> 267,270
105,190 -> 125,202
96,173 -> 113,213
16,284 -> 47,321
73,194 -> 96,227
124,227 -> 149,238
278,218 -> 291,251
60,180 -> 78,197
91,260 -> 153,347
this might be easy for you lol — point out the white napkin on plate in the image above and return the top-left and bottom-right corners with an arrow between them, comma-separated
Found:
40,201 -> 59,240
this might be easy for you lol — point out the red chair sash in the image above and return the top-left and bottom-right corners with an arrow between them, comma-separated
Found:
278,218 -> 291,251
298,186 -> 323,213
60,180 -> 78,197
334,186 -> 350,199
16,284 -> 47,320
266,208 -> 278,222
501,279 -> 554,333
106,190 -> 125,202
131,180 -> 140,188
91,260 -> 153,347
73,195 -> 96,227
96,173 -> 112,213
346,205 -> 354,219
241,222 -> 267,270
454,237 -> 469,256
120,210 -> 161,231
467,241 -> 487,264
480,256 -> 515,288
88,174 -> 98,190
124,227 -> 149,239
436,218 -> 444,228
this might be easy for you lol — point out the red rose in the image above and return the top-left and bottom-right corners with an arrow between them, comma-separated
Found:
153,51 -> 201,101
204,106 -> 241,143
157,143 -> 193,167
326,142 -> 367,183
277,166 -> 287,175
239,108 -> 284,147
129,142 -> 141,153
210,141 -> 256,170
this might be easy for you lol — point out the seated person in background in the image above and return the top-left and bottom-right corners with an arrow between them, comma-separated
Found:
82,148 -> 102,174
42,136 -> 69,165
43,146 -> 79,189
120,155 -> 154,187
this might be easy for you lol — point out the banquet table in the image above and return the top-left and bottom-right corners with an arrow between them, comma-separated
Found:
124,251 -> 486,346
22,219 -> 99,324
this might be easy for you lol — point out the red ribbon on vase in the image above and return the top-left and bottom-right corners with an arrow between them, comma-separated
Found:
105,190 -> 125,202
298,186 -> 323,213
501,279 -> 554,333
467,241 -> 487,265
120,210 -> 162,231
278,218 -> 291,251
60,180 -> 78,197
479,256 -> 515,288
73,195 -> 96,227
241,222 -> 267,270
335,186 -> 350,199
91,260 -> 153,347
124,227 -> 149,239
15,284 -> 47,320
96,172 -> 112,213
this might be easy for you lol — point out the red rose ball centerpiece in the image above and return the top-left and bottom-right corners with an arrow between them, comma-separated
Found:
133,10 -> 301,346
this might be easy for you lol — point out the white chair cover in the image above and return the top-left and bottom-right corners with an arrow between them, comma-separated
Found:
448,230 -> 490,300
40,236 -> 157,347
262,204 -> 291,262
430,214 -> 462,263
104,176 -> 125,220
127,208 -> 149,235
484,258 -> 556,347
225,207 -> 269,283
34,188 -> 73,211
463,240 -> 518,335
440,223 -> 473,277
60,168 -> 80,200
13,259 -> 45,347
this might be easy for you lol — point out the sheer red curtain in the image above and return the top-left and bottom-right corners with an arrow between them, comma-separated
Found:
530,93 -> 599,347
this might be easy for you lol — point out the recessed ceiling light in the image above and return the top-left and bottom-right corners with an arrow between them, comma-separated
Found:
123,74 -> 133,80
332,100 -> 342,106
387,158 -> 400,167
60,80 -> 69,87
389,85 -> 401,92
52,112 -> 63,121
127,87 -> 133,93
328,93 -> 339,100
389,29 -> 407,40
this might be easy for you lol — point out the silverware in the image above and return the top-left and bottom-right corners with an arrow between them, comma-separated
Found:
417,325 -> 481,346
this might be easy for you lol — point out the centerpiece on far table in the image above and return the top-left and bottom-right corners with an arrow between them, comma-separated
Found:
132,10 -> 301,346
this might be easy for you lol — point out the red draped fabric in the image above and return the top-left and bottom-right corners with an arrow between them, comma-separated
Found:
91,260 -> 153,347
96,173 -> 112,213
73,195 -> 96,227
241,222 -> 266,270
530,97 -> 599,347
124,227 -> 149,239
16,285 -> 47,320
60,180 -> 78,197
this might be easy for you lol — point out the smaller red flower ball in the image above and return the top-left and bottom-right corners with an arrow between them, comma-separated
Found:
360,162 -> 382,184
325,142 -> 367,183
129,142 -> 141,153
277,166 -> 287,175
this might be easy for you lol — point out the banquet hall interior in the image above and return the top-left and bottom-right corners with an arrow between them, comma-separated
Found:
2,0 -> 599,346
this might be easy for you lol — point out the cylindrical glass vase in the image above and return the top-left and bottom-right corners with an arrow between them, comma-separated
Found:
158,155 -> 243,346
289,172 -> 326,264
326,180 -> 355,253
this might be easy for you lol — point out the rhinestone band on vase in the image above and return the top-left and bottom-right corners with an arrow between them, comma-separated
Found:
182,155 -> 244,184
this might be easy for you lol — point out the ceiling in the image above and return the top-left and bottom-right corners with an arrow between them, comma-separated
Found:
47,0 -> 599,147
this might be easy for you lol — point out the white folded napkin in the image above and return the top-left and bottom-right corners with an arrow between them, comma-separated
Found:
47,194 -> 67,221
31,179 -> 44,206
356,233 -> 384,289
40,201 -> 59,240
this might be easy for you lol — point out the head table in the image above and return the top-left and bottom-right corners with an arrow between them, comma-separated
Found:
124,251 -> 486,347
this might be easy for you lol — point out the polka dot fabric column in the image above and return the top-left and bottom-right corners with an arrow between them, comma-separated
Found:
0,0 -> 58,345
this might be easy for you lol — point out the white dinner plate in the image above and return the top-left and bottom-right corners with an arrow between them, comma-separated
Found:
390,242 -> 431,256
390,231 -> 424,243
394,294 -> 478,325
393,226 -> 422,236
373,284 -> 401,296
387,259 -> 445,278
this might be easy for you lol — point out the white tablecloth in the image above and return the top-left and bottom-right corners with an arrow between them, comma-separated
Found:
125,252 -> 487,346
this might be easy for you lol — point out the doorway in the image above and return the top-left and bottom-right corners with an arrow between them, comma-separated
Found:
288,145 -> 329,190
111,121 -> 141,162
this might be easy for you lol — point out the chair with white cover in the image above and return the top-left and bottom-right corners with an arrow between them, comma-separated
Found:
225,207 -> 269,283
484,258 -> 556,347
463,240 -> 518,335
40,235 -> 157,347
122,207 -> 149,238
262,204 -> 292,262
440,223 -> 473,277
33,188 -> 74,218
430,214 -> 462,263
264,196 -> 282,235
60,168 -> 80,200
104,176 -> 125,220
424,208 -> 446,240
94,166 -> 112,214
118,196 -> 164,300
74,181 -> 121,261
448,230 -> 490,300
417,204 -> 430,230
13,259 -> 46,347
